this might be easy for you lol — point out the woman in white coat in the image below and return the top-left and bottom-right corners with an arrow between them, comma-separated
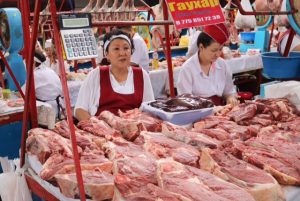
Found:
177,23 -> 238,106
22,49 -> 64,118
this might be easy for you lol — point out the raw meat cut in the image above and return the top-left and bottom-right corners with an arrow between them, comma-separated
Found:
55,169 -> 114,200
200,148 -> 284,201
119,109 -> 162,132
194,128 -> 230,141
162,123 -> 220,149
228,140 -> 300,185
114,183 -> 187,201
194,116 -> 230,129
99,111 -> 146,141
139,131 -> 200,167
227,103 -> 257,123
77,116 -> 121,139
157,158 -> 255,201
53,120 -> 104,149
40,148 -> 112,180
102,137 -> 145,160
26,128 -> 81,164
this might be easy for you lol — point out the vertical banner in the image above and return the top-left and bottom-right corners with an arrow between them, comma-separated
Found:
165,0 -> 225,29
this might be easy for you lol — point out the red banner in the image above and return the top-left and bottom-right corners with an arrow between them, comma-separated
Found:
165,0 -> 225,29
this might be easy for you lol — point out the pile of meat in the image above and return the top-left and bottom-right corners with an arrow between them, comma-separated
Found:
26,98 -> 300,200
159,56 -> 187,68
149,94 -> 214,112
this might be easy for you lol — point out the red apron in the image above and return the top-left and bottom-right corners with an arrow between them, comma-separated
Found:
95,66 -> 144,116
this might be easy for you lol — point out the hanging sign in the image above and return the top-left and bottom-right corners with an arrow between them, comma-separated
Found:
165,0 -> 225,29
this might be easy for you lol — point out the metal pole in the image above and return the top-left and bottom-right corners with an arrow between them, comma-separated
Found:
93,20 -> 173,27
0,51 -> 25,99
49,0 -> 86,200
162,0 -> 175,97
283,29 -> 295,57
20,0 -> 41,167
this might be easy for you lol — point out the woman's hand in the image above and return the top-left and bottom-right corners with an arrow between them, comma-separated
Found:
75,108 -> 91,122
226,95 -> 239,107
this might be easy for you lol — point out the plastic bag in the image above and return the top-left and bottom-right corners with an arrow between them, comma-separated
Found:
0,157 -> 33,201
234,0 -> 256,30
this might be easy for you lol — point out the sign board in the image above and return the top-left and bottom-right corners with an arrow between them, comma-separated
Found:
165,0 -> 225,29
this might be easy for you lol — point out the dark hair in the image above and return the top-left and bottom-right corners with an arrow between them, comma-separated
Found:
103,29 -> 135,54
34,49 -> 46,63
196,32 -> 215,48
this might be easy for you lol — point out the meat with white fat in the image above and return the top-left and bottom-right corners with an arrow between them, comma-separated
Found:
200,148 -> 284,201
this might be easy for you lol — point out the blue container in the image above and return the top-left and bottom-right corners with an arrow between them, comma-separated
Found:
262,52 -> 300,79
240,32 -> 255,42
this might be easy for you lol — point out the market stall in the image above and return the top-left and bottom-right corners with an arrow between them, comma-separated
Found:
1,0 -> 300,201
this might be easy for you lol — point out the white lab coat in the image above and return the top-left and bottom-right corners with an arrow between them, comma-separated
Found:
75,66 -> 154,116
22,62 -> 63,115
177,53 -> 236,98
131,33 -> 150,71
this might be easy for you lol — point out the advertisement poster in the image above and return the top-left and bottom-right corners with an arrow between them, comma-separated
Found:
165,0 -> 225,29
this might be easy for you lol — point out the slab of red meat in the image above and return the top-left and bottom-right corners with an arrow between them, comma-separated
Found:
119,108 -> 163,132
216,121 -> 258,141
26,128 -> 82,164
140,131 -> 200,167
258,126 -> 300,143
194,116 -> 230,129
238,114 -> 274,127
277,117 -> 300,132
53,120 -> 105,149
157,159 -> 255,201
114,183 -> 188,201
200,148 -> 284,201
255,98 -> 298,122
245,137 -> 300,170
102,137 -> 145,160
193,128 -> 230,141
77,116 -> 121,139
162,123 -> 220,149
229,140 -> 300,185
99,111 -> 146,141
113,154 -> 158,197
54,169 -> 114,200
227,103 -> 257,123
40,148 -> 112,180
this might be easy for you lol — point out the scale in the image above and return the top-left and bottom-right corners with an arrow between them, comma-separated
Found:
58,13 -> 98,60
239,15 -> 272,53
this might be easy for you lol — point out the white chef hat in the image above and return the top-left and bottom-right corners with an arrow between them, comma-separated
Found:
45,39 -> 53,49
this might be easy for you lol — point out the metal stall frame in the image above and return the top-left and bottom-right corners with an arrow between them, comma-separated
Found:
18,0 -> 175,201
232,0 -> 298,57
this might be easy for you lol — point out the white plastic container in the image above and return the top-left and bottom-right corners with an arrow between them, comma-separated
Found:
141,101 -> 213,125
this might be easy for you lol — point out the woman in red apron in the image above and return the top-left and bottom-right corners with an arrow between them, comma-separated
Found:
74,29 -> 155,121
177,23 -> 238,106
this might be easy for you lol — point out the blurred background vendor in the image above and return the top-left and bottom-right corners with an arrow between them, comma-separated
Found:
75,29 -> 154,121
177,23 -> 238,106
21,49 -> 64,118
118,26 -> 150,71
44,39 -> 70,76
